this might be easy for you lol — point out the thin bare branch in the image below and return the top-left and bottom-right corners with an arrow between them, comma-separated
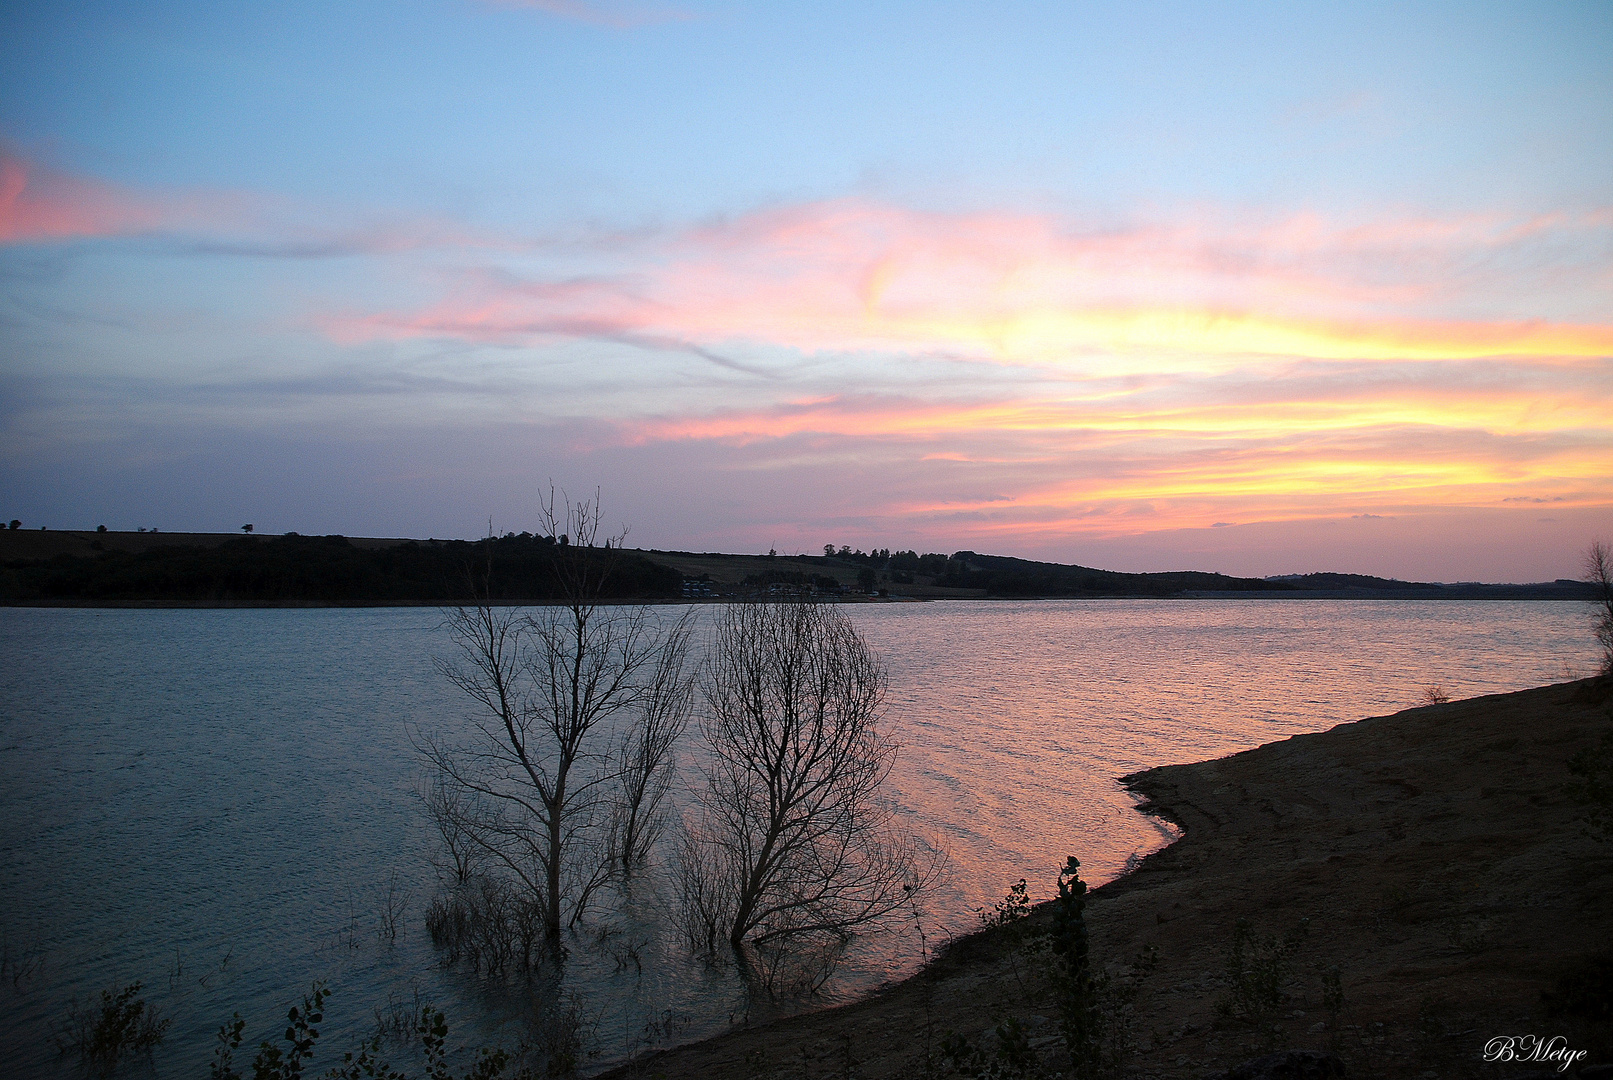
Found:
422,493 -> 694,961
681,599 -> 946,964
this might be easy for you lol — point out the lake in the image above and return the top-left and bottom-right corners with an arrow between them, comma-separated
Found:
0,600 -> 1597,1076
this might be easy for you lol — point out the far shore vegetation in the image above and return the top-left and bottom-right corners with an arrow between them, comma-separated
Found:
1,527 -> 1602,606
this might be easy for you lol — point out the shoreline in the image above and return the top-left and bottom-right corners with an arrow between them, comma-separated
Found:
604,679 -> 1613,1079
4,531 -> 1597,606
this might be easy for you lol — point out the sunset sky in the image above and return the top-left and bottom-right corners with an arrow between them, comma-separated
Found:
2,1 -> 1610,581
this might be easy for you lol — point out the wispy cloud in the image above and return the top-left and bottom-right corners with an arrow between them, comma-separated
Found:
328,198 -> 1613,366
1,150 -> 184,242
0,147 -> 514,257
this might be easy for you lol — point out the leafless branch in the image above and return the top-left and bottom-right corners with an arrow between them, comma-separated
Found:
610,609 -> 696,875
680,600 -> 946,964
420,493 -> 694,959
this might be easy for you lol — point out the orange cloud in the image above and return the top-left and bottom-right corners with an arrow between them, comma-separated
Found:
602,357 -> 1613,540
626,375 -> 1612,448
888,430 -> 1613,540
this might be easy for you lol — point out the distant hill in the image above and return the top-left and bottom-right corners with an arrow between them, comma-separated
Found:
1244,571 -> 1598,601
631,548 -> 1295,599
933,550 -> 1293,597
641,549 -> 1599,601
0,531 -> 680,606
0,530 -> 1596,606
1267,572 -> 1438,590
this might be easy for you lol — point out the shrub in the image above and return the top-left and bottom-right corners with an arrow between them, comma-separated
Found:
980,879 -> 1032,931
941,1017 -> 1041,1080
56,980 -> 170,1076
1566,725 -> 1613,841
1216,917 -> 1309,1027
211,983 -> 554,1080
1420,685 -> 1451,706
1047,856 -> 1104,1080
425,876 -> 546,975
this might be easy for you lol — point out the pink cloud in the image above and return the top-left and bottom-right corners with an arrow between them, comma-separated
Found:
326,197 -> 1613,365
0,150 -> 175,243
327,275 -> 659,343
0,146 -> 516,255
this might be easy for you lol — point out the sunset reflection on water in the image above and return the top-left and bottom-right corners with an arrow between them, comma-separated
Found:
0,600 -> 1593,1075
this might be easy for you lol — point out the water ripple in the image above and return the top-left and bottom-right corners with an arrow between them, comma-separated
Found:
0,600 -> 1595,1076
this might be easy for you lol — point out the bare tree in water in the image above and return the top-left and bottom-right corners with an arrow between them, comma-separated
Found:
679,599 -> 944,963
609,615 -> 694,875
422,774 -> 481,886
421,490 -> 693,953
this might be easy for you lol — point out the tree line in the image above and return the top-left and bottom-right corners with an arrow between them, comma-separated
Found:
816,546 -> 1294,595
0,532 -> 682,605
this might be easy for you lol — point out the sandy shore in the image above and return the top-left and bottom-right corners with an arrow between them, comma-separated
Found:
604,679 -> 1613,1079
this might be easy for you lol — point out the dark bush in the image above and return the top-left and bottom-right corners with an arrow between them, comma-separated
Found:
56,981 -> 170,1076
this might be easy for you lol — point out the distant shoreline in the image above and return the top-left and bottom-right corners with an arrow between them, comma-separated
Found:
0,593 -> 1598,609
1,529 -> 1598,607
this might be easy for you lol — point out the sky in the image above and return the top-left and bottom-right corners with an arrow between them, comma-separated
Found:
1,0 -> 1610,582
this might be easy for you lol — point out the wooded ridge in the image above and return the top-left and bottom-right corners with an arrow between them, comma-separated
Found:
0,529 -> 1597,606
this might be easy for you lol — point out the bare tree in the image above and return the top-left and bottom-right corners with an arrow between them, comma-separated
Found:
1588,540 -> 1613,676
421,490 -> 691,950
680,600 -> 944,957
609,613 -> 695,875
422,774 -> 481,886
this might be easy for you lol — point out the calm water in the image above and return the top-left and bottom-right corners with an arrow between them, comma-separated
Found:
0,600 -> 1596,1075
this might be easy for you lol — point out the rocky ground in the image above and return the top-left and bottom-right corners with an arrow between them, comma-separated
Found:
601,678 -> 1613,1080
